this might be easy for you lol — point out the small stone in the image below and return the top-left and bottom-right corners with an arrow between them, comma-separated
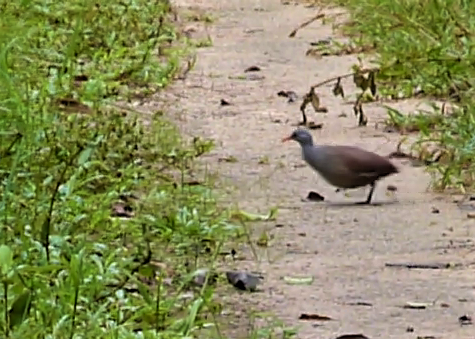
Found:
467,212 -> 475,219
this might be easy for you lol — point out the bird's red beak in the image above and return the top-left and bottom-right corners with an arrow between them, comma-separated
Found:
281,135 -> 292,142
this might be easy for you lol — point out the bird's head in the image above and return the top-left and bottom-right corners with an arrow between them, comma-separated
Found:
282,129 -> 313,146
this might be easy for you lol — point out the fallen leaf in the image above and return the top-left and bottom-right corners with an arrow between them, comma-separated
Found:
306,191 -> 325,202
283,276 -> 314,285
230,208 -> 278,222
345,301 -> 373,307
245,74 -> 265,81
277,90 -> 298,103
244,66 -> 261,72
335,334 -> 370,339
386,185 -> 397,192
307,121 -> 323,130
459,314 -> 472,325
299,313 -> 333,321
403,302 -> 431,309
218,156 -> 238,163
310,39 -> 332,46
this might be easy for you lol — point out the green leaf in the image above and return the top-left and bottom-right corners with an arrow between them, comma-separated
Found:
0,245 -> 13,275
283,276 -> 314,285
9,290 -> 32,329
135,279 -> 154,306
230,207 -> 278,222
77,147 -> 93,166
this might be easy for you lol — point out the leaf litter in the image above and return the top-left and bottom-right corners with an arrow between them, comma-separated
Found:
298,313 -> 333,321
282,275 -> 314,285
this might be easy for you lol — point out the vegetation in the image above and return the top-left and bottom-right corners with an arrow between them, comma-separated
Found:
327,0 -> 475,191
0,0 -> 248,338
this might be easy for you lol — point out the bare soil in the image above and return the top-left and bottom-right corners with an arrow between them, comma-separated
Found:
157,1 -> 475,338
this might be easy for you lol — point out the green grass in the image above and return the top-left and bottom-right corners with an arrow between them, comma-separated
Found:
326,0 -> 475,191
0,1 -> 268,338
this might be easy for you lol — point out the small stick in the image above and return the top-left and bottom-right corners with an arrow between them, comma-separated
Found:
289,11 -> 325,38
385,262 -> 459,269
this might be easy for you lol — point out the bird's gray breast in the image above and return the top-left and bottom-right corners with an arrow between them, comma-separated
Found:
302,146 -> 329,174
302,146 -> 348,187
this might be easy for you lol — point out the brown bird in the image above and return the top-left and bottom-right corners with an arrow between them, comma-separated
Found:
282,129 -> 399,205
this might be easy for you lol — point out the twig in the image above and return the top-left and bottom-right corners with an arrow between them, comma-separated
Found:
310,68 -> 379,90
0,132 -> 22,158
289,11 -> 325,38
385,262 -> 460,269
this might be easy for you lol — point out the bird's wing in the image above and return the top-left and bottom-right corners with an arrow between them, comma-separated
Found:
330,146 -> 398,177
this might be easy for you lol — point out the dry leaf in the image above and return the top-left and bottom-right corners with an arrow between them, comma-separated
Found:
288,13 -> 325,38
244,65 -> 261,72
335,335 -> 370,339
368,71 -> 377,96
458,314 -> 472,325
299,313 -> 333,321
306,191 -> 325,201
403,302 -> 431,309
283,276 -> 314,285
55,97 -> 92,114
332,77 -> 345,98
353,72 -> 368,91
310,89 -> 320,112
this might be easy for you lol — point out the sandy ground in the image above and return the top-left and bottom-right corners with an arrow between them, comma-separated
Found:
152,1 -> 475,338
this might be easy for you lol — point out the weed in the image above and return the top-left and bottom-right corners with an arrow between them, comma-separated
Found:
0,0 -> 246,338
327,0 -> 475,191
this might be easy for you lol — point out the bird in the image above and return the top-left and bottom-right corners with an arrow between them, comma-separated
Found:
282,128 -> 399,205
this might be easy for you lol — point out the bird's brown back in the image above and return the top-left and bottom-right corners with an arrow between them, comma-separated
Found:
304,145 -> 398,189
330,145 -> 398,177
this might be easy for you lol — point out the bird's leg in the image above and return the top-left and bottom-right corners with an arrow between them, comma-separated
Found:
355,182 -> 376,205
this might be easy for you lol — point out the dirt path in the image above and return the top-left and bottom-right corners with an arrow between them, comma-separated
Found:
160,1 -> 475,338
